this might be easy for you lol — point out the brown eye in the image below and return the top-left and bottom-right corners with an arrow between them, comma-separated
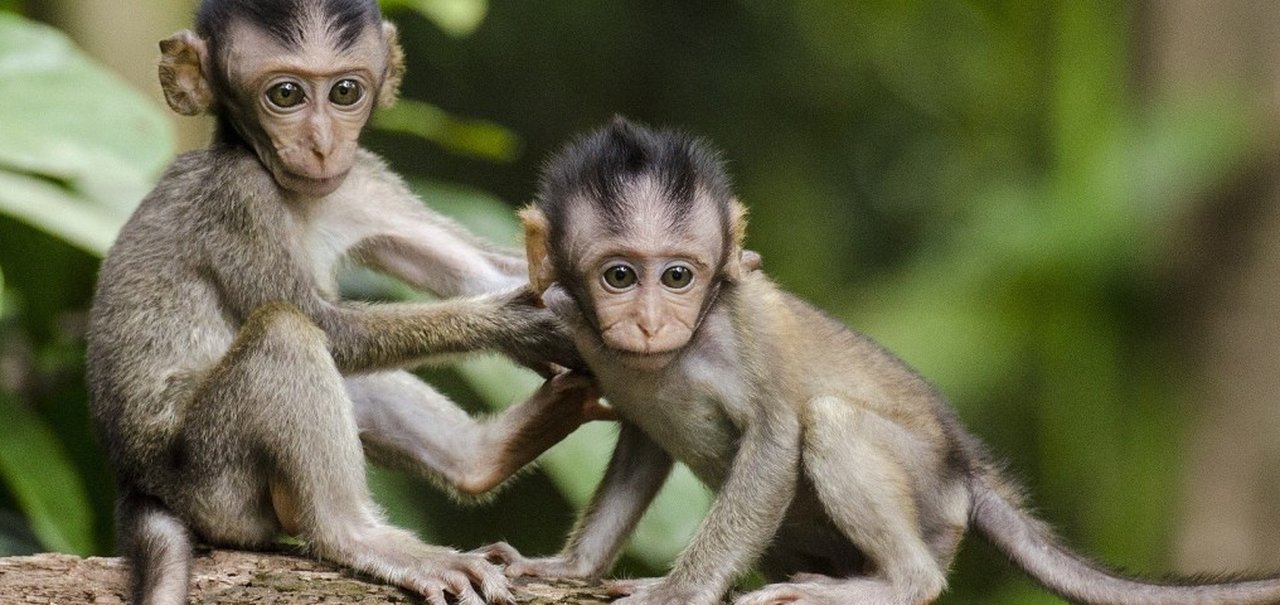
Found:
602,264 -> 638,290
661,265 -> 693,289
266,81 -> 305,108
329,79 -> 363,106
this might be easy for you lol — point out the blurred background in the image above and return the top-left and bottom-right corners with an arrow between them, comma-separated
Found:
2,1 -> 1279,603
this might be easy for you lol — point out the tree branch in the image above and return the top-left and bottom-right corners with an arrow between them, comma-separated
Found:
0,550 -> 615,604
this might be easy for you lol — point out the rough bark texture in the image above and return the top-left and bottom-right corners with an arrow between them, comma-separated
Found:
0,551 -> 615,604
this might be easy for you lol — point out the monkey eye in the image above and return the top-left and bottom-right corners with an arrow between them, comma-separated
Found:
602,264 -> 638,290
329,79 -> 364,106
660,265 -> 694,290
265,81 -> 305,109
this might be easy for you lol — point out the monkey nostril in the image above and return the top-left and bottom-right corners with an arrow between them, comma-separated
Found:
637,323 -> 659,339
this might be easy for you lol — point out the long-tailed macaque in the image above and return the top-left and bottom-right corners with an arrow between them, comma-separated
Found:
87,2 -> 602,604
478,118 -> 1280,605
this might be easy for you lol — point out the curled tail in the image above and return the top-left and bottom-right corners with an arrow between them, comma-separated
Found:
117,489 -> 193,605
970,474 -> 1280,605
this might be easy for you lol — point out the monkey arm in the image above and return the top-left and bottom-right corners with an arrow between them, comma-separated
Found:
207,225 -> 575,374
354,224 -> 526,299
349,163 -> 527,298
319,293 -> 574,373
351,370 -> 604,497
480,423 -> 673,578
650,412 -> 801,603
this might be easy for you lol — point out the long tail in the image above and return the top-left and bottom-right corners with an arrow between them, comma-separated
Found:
970,473 -> 1280,605
117,489 -> 193,605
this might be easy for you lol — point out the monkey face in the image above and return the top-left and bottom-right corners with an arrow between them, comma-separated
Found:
567,192 -> 724,368
219,20 -> 389,197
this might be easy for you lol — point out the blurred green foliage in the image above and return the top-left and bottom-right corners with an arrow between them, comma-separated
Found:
0,2 -> 1263,604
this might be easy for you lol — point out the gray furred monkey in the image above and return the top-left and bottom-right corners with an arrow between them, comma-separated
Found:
477,118 -> 1280,605
87,1 -> 604,604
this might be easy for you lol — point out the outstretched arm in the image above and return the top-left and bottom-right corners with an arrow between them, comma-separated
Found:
352,370 -> 612,497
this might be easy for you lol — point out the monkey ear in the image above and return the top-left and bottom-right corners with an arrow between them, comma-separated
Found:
158,30 -> 214,116
723,199 -> 753,282
519,206 -> 557,294
377,22 -> 405,108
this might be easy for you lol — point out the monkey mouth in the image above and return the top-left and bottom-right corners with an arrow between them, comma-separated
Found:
271,162 -> 350,195
278,167 -> 351,196
605,346 -> 682,371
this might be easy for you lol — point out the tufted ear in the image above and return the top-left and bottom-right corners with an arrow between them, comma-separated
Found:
518,206 -> 556,294
377,21 -> 405,109
723,198 -> 756,282
158,30 -> 214,116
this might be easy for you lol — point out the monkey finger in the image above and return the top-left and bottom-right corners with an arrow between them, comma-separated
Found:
455,554 -> 514,604
476,572 -> 515,605
424,584 -> 448,605
583,398 -> 617,422
604,577 -> 661,596
443,575 -> 484,605
472,541 -> 521,565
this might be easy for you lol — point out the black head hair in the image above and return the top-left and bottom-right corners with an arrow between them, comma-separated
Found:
537,117 -> 733,242
195,0 -> 380,54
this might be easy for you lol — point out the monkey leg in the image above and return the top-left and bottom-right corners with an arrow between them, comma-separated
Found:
351,369 -> 598,496
178,302 -> 511,605
737,397 -> 958,605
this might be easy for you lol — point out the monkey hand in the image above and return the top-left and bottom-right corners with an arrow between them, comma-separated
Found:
491,286 -> 584,374
472,541 -> 597,579
606,577 -> 719,605
407,549 -> 514,605
530,371 -> 616,426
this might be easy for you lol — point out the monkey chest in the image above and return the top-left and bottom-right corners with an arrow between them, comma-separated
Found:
603,363 -> 745,488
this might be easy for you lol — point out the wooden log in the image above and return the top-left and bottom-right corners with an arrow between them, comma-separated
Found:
0,550 -> 615,604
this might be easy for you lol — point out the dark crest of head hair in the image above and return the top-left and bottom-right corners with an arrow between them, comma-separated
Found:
196,0 -> 380,52
537,117 -> 733,235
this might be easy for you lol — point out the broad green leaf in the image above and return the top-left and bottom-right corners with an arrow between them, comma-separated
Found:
0,171 -> 124,256
0,13 -> 172,253
381,0 -> 488,37
0,390 -> 95,555
375,99 -> 521,162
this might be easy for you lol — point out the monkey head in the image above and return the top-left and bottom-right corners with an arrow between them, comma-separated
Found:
158,0 -> 405,197
521,119 -> 757,370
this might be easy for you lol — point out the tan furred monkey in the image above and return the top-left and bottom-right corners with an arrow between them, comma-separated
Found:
476,118 -> 1280,605
88,1 -> 604,604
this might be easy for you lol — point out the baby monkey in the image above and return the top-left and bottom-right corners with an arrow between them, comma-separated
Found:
479,118 -> 1280,605
90,1 -> 601,604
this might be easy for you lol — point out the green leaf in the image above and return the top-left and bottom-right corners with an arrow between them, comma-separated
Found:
0,391 -> 95,555
0,13 -> 173,254
375,99 -> 521,162
381,0 -> 488,37
0,171 -> 125,257
410,178 -> 523,245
